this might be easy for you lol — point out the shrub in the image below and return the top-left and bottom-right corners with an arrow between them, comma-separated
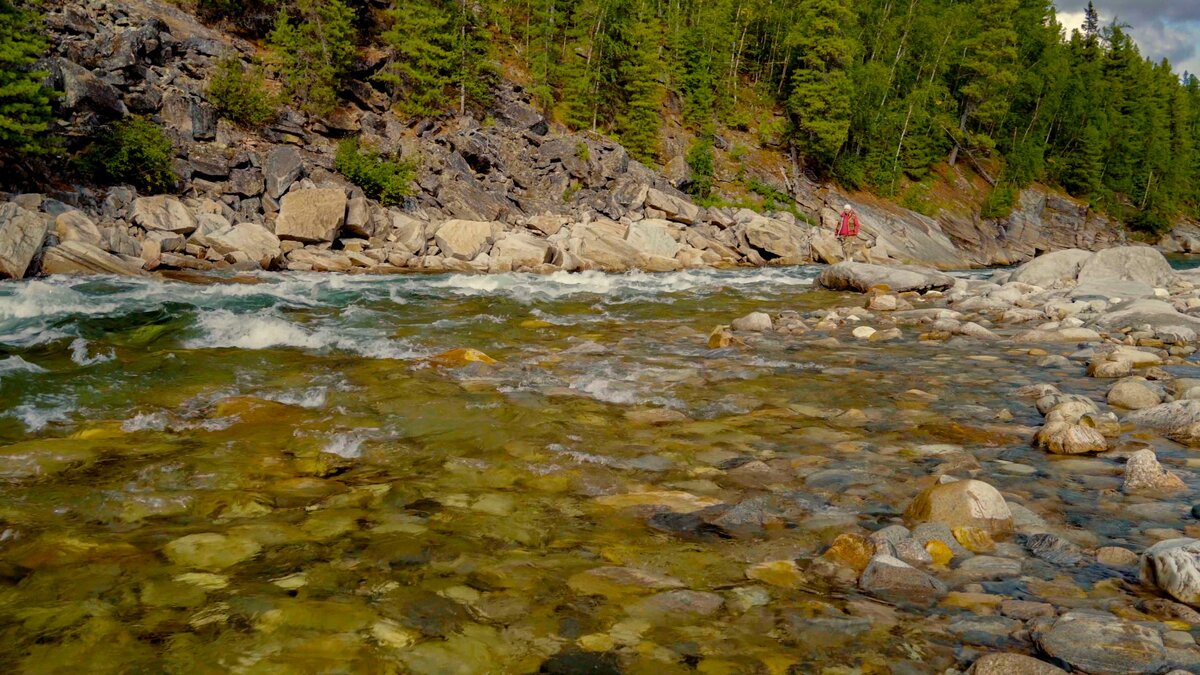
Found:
208,56 -> 279,127
77,117 -> 177,193
575,141 -> 590,162
685,136 -> 714,199
335,137 -> 415,207
981,183 -> 1018,219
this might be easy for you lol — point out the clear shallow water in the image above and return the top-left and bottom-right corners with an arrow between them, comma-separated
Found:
0,267 -> 1191,672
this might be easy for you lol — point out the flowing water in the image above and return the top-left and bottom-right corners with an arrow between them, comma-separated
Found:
0,268 -> 1191,673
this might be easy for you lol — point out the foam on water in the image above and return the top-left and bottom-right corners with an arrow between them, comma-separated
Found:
0,355 -> 45,380
322,433 -> 364,458
420,267 -> 822,303
185,309 -> 424,359
70,338 -> 115,366
7,396 -> 76,432
263,387 -> 328,409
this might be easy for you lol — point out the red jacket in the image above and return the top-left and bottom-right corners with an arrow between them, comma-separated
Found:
838,210 -> 860,237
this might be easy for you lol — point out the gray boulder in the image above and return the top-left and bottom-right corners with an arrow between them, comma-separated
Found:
1009,249 -> 1092,287
0,203 -> 50,279
743,216 -> 809,261
207,223 -> 282,268
131,196 -> 196,234
625,219 -> 681,259
264,146 -> 304,199
274,189 -> 347,243
1077,245 -> 1175,287
1091,299 -> 1200,333
54,210 -> 102,246
41,241 -> 144,276
1141,538 -> 1200,608
644,188 -> 700,224
489,232 -> 550,272
817,261 -> 956,293
434,220 -> 496,260
1126,401 -> 1200,446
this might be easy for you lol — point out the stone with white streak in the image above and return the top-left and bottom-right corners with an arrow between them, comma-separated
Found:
1142,539 -> 1200,608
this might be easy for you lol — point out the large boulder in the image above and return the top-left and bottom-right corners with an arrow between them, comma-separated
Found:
1125,400 -> 1200,446
41,241 -> 144,276
817,262 -> 956,294
810,228 -> 844,264
54,210 -> 102,246
577,234 -> 641,272
1107,377 -> 1163,410
1090,298 -> 1200,334
625,219 -> 681,259
1009,249 -> 1092,287
264,145 -> 304,199
130,196 -> 196,234
1034,611 -> 1167,675
389,212 -> 426,255
0,203 -> 49,279
904,479 -> 1013,536
1077,245 -> 1175,288
274,189 -> 347,243
490,232 -> 550,272
1141,538 -> 1200,608
743,217 -> 809,261
207,223 -> 282,268
644,188 -> 700,224
434,220 -> 495,261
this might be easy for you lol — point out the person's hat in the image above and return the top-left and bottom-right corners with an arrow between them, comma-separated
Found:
843,204 -> 852,212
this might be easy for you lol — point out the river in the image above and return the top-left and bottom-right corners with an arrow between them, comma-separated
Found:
0,266 -> 1192,672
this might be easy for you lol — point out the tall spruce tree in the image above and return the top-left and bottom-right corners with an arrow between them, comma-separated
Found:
615,2 -> 663,164
267,0 -> 357,115
377,2 -> 454,116
785,0 -> 856,168
0,0 -> 54,156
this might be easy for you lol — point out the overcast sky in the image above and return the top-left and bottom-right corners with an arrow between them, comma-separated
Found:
1055,1 -> 1200,77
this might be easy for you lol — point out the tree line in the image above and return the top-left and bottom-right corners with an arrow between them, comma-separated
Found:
2,0 -> 1198,231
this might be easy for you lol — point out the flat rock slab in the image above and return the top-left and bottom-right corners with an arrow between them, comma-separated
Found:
817,261 -> 956,293
41,241 -> 144,276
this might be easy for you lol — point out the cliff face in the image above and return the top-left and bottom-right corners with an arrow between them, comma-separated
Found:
2,0 -> 1137,278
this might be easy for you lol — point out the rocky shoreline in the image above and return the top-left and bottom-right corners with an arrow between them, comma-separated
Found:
2,0 -> 1160,282
659,245 -> 1200,673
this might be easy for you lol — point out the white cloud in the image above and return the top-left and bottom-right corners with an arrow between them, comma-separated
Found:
1056,3 -> 1200,77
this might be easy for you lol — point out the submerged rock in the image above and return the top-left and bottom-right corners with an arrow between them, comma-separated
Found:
731,311 -> 772,332
163,533 -> 261,571
858,554 -> 947,605
967,653 -> 1067,675
429,348 -> 498,367
904,479 -> 1014,537
1034,611 -> 1167,675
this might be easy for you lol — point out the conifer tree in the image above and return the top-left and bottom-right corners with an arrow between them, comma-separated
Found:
949,0 -> 1019,165
0,0 -> 54,156
615,3 -> 663,164
785,0 -> 856,167
377,2 -> 453,116
267,0 -> 357,115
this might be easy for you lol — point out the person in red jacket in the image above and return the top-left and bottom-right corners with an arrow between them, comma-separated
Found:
836,204 -> 871,263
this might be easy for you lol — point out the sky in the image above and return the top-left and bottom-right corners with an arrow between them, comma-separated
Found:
1054,0 -> 1200,77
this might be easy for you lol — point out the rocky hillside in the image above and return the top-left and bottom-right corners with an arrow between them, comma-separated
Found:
0,0 -> 1145,280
